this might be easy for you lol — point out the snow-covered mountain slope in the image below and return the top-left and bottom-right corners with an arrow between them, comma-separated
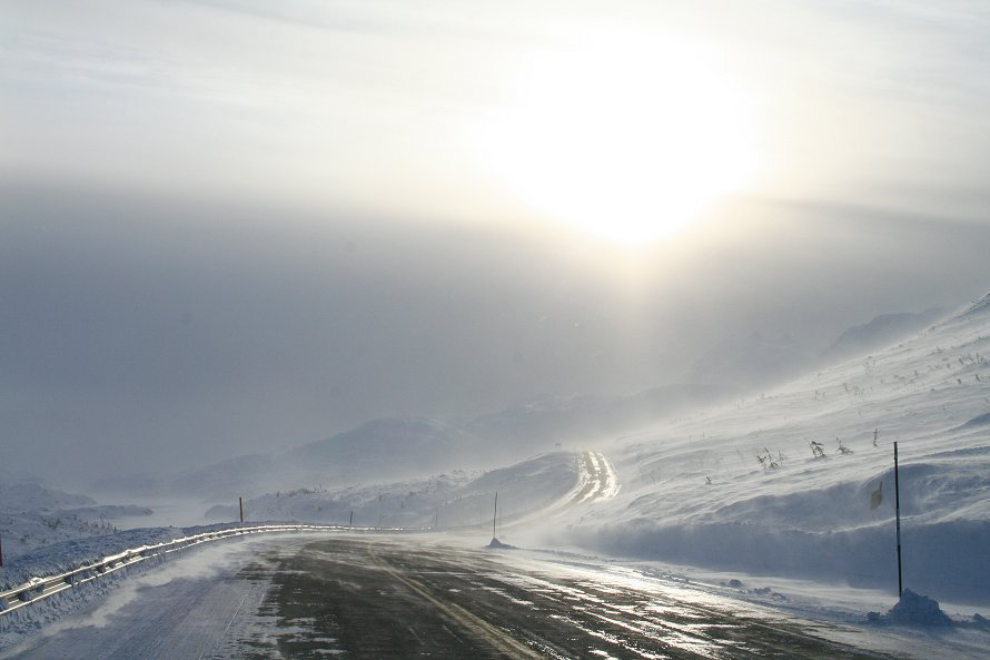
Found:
464,384 -> 736,450
170,417 -> 487,500
0,472 -> 152,560
820,308 -> 945,366
0,472 -> 95,512
204,452 -> 584,531
563,293 -> 990,605
686,331 -> 813,391
171,385 -> 733,501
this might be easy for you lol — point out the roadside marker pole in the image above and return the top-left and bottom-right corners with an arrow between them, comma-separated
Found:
239,497 -> 244,523
894,442 -> 903,598
493,491 -> 498,540
0,532 -> 4,567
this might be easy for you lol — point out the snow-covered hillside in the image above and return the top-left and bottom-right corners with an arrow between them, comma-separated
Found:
169,417 -> 490,501
0,471 -> 152,561
563,294 -> 990,605
820,308 -> 945,365
205,452 -> 583,531
170,385 -> 731,501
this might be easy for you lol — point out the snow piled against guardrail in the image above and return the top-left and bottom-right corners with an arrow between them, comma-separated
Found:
0,522 -> 281,592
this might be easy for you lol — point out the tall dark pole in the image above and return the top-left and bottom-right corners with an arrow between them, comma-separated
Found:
349,510 -> 354,527
493,491 -> 498,539
239,497 -> 244,524
0,531 -> 4,567
894,442 -> 903,598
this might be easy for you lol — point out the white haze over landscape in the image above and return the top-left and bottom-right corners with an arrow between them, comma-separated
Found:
3,0 -> 990,654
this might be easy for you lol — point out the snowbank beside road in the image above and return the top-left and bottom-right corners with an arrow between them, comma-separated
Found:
0,522 -> 263,592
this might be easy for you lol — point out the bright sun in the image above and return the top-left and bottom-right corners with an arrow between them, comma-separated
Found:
482,29 -> 758,246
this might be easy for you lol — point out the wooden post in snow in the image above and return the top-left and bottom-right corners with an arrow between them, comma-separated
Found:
349,510 -> 354,527
239,496 -> 244,524
894,442 -> 903,598
492,491 -> 498,540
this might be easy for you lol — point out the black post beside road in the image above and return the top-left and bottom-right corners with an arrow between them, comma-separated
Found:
493,491 -> 498,540
894,442 -> 903,598
0,531 -> 4,567
239,496 -> 244,524
349,510 -> 354,527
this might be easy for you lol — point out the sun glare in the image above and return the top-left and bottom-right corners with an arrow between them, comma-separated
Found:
481,29 -> 759,246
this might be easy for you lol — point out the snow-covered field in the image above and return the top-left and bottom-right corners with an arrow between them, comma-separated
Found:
557,294 -> 990,606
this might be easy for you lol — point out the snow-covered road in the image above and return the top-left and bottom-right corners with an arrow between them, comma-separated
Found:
569,450 -> 621,504
4,533 -> 955,660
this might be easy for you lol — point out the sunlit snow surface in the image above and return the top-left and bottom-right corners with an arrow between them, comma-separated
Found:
559,296 -> 990,605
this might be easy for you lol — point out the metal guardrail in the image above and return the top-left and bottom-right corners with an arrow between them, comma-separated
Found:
0,523 -> 372,617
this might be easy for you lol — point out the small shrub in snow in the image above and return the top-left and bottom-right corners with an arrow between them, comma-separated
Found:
836,438 -> 853,455
810,441 -> 826,459
870,480 -> 883,510
756,447 -> 779,470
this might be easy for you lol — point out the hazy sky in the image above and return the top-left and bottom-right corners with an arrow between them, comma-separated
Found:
2,1 -> 990,484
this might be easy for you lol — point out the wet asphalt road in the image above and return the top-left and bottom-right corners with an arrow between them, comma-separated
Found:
242,536 -> 895,660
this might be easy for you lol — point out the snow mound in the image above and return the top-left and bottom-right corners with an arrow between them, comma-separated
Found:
886,589 -> 953,627
487,537 -> 516,550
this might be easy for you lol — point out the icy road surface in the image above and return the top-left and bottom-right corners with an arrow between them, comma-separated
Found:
2,533 -> 916,660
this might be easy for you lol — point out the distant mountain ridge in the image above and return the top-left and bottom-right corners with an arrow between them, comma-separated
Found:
687,332 -> 812,391
820,308 -> 944,365
0,471 -> 95,513
685,308 -> 948,394
162,384 -> 737,501
140,305 -> 961,502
